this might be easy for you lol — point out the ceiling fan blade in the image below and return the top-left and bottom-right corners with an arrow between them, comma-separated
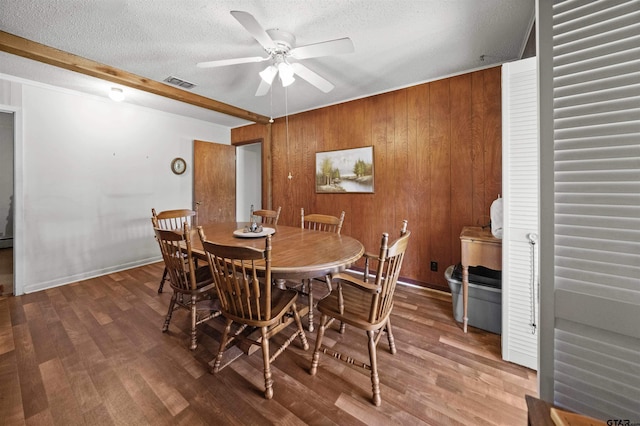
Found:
290,37 -> 354,60
197,56 -> 268,68
255,79 -> 272,97
230,10 -> 277,50
290,63 -> 334,93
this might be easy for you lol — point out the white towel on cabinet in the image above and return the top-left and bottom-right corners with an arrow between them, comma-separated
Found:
490,196 -> 503,239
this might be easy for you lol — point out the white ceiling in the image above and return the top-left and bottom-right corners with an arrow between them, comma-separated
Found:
0,0 -> 534,128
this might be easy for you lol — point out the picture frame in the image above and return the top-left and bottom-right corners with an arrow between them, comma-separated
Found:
315,146 -> 374,193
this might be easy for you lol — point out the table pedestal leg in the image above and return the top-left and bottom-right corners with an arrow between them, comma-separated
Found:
462,265 -> 469,333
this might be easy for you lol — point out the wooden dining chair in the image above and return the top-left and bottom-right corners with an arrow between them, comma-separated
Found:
309,220 -> 411,406
362,220 -> 409,288
295,207 -> 346,331
301,207 -> 345,233
251,206 -> 281,225
154,222 -> 220,350
151,208 -> 197,293
197,227 -> 309,399
333,220 -> 409,335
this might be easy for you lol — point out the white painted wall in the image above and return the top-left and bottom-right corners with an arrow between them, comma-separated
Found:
0,76 -> 230,295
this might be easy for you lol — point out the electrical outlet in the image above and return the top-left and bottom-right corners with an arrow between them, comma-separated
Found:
430,261 -> 438,272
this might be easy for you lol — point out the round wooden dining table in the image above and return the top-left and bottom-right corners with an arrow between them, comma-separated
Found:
191,222 -> 365,283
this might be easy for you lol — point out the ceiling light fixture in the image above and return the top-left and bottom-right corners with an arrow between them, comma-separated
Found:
259,65 -> 278,85
278,62 -> 295,87
108,87 -> 125,102
260,55 -> 295,89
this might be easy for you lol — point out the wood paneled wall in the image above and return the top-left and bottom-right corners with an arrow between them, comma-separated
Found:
232,66 -> 502,290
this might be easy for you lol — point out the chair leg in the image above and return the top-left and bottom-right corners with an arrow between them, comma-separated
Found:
291,303 -> 309,350
162,292 -> 178,332
189,294 -> 198,350
367,329 -> 382,406
337,282 -> 346,334
307,280 -> 314,332
260,326 -> 274,400
158,267 -> 168,293
324,274 -> 332,293
310,314 -> 329,376
326,275 -> 348,333
386,318 -> 397,355
212,318 -> 232,373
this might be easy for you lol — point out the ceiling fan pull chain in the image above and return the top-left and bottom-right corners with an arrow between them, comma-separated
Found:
285,86 -> 292,181
269,85 -> 274,122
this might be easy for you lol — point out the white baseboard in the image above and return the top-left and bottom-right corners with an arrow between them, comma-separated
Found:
21,256 -> 162,294
0,238 -> 13,249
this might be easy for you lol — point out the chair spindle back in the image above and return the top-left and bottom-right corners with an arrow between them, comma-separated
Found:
368,226 -> 411,323
152,208 -> 197,230
301,208 -> 345,234
253,206 -> 281,225
153,222 -> 198,291
198,229 -> 272,322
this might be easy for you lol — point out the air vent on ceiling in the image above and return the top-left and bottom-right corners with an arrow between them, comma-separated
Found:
163,76 -> 196,89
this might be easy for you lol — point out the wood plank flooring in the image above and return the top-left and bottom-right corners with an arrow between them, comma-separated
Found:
0,262 -> 537,425
0,247 -> 12,296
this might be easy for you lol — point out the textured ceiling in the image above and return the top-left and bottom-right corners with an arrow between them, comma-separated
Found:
0,0 -> 534,128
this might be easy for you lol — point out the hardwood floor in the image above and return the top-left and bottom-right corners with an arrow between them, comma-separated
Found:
0,262 -> 537,425
0,247 -> 12,296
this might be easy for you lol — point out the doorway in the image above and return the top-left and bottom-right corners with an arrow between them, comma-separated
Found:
236,142 -> 262,221
0,111 -> 14,296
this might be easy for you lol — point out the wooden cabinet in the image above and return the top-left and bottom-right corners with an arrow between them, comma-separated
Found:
459,226 -> 502,333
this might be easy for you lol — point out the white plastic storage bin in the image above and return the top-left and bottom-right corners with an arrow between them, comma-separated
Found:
445,264 -> 502,334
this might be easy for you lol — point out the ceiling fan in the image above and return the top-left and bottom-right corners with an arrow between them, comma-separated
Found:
197,11 -> 354,96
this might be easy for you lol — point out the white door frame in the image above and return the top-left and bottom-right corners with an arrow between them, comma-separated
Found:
0,105 -> 24,295
236,142 -> 262,222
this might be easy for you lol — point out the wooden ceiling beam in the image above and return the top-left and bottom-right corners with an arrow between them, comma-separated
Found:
0,30 -> 271,125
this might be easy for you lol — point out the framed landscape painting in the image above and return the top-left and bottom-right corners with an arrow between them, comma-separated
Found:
315,146 -> 374,193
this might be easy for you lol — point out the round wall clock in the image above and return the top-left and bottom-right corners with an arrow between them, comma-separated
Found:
171,157 -> 187,175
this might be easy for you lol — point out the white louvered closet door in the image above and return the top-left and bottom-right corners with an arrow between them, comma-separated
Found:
539,0 -> 640,420
502,57 -> 539,370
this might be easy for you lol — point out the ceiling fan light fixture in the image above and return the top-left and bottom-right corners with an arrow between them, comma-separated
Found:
280,73 -> 295,87
278,62 -> 295,87
259,65 -> 278,84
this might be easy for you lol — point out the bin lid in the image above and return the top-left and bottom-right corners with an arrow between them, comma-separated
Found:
451,263 -> 501,289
